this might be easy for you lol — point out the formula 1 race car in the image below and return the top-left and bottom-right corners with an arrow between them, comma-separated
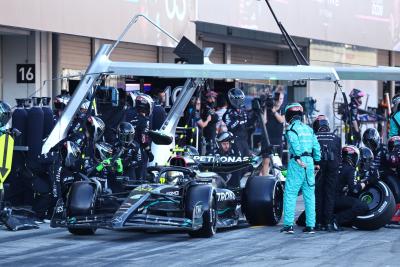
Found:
51,155 -> 283,237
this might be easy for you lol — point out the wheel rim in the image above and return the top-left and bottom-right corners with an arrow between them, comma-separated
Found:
273,183 -> 284,220
210,201 -> 217,234
359,186 -> 383,211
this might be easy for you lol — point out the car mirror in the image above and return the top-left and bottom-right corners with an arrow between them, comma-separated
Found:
149,130 -> 173,145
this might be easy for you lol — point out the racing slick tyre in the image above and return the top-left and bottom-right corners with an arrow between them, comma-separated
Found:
243,176 -> 283,226
67,227 -> 96,235
353,181 -> 396,230
67,181 -> 98,235
185,185 -> 217,238
382,175 -> 400,203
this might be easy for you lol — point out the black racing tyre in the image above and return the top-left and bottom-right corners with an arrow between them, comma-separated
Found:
353,181 -> 396,230
382,175 -> 400,203
243,176 -> 283,226
67,181 -> 98,235
67,227 -> 97,235
188,194 -> 217,238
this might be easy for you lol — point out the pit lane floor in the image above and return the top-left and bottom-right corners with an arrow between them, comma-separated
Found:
0,202 -> 399,267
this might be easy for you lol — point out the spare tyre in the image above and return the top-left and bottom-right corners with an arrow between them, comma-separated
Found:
243,176 -> 283,226
353,181 -> 396,230
382,175 -> 400,203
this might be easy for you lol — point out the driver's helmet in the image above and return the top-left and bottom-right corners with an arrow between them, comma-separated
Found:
61,141 -> 81,169
160,171 -> 184,185
0,101 -> 12,128
94,142 -> 113,162
227,88 -> 245,109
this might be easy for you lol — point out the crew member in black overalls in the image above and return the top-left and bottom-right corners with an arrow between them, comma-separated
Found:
347,89 -> 365,146
213,131 -> 241,187
115,122 -> 142,180
202,91 -> 219,154
129,93 -> 154,179
362,128 -> 387,176
334,146 -> 369,228
223,88 -> 251,156
151,88 -> 167,131
312,115 -> 341,231
359,147 -> 379,186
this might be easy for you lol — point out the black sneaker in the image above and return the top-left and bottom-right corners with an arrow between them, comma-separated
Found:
315,223 -> 326,231
280,225 -> 294,234
327,218 -> 342,232
303,227 -> 316,234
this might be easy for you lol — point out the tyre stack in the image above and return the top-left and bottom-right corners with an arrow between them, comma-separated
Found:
27,97 -> 44,170
41,97 -> 54,140
5,98 -> 33,206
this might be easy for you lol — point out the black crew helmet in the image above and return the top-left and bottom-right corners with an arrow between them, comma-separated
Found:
342,145 -> 360,167
312,115 -> 330,133
349,88 -> 365,106
183,145 -> 200,157
285,103 -> 303,124
95,142 -> 113,162
227,88 -> 245,109
0,101 -> 11,128
359,147 -> 374,169
135,93 -> 154,116
216,131 -> 235,149
53,94 -> 70,111
388,136 -> 400,152
61,141 -> 81,169
392,94 -> 400,112
117,122 -> 135,146
86,116 -> 105,142
362,128 -> 381,152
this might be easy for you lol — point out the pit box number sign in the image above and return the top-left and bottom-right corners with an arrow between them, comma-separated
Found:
17,64 -> 35,83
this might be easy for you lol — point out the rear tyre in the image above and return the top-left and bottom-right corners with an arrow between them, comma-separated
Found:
243,176 -> 283,226
188,195 -> 217,238
353,181 -> 396,230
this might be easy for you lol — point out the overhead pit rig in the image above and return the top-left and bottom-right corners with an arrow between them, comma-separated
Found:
42,14 -> 400,166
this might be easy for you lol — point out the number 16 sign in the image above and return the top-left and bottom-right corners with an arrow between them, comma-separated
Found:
17,64 -> 35,84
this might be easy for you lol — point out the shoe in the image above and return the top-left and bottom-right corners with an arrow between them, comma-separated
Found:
315,223 -> 326,231
280,225 -> 294,234
327,218 -> 342,232
326,222 -> 342,232
303,227 -> 316,234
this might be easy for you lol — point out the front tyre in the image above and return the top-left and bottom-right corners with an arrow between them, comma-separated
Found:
67,227 -> 97,235
188,195 -> 217,238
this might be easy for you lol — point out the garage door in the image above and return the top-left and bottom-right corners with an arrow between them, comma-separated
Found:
100,40 -> 157,62
202,41 -> 224,64
231,45 -> 277,65
59,34 -> 91,71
